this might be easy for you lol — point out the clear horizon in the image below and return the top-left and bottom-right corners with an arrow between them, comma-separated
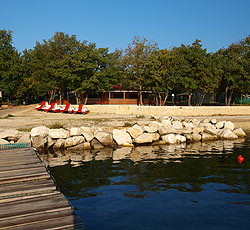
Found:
1,0 -> 250,53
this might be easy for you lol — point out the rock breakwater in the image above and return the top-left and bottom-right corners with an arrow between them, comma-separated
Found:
29,117 -> 247,151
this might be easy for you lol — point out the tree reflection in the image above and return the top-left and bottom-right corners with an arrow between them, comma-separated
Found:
43,138 -> 250,199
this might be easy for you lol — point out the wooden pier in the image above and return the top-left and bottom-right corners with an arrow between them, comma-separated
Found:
0,147 -> 84,230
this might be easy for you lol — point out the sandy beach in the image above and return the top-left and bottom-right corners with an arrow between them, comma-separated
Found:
1,104 -> 250,132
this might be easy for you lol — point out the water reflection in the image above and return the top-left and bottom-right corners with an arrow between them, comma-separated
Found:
40,138 -> 246,167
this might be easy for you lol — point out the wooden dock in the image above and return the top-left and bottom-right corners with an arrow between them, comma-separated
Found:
0,147 -> 84,230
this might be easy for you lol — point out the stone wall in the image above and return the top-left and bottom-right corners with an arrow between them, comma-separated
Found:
86,105 -> 250,116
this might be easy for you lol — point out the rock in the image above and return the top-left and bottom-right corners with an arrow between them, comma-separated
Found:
49,129 -> 69,139
134,133 -> 153,144
70,127 -> 82,136
47,137 -> 56,149
16,133 -> 31,144
80,126 -> 94,142
224,121 -> 234,131
204,125 -> 218,135
185,133 -> 201,142
161,119 -> 172,126
151,133 -> 160,142
201,133 -> 218,141
31,135 -> 48,150
113,129 -> 132,146
82,142 -> 91,150
0,138 -> 9,144
216,121 -> 225,129
143,124 -> 158,133
233,128 -> 246,137
94,131 -> 114,146
158,125 -> 176,135
172,121 -> 183,130
0,129 -> 20,141
64,136 -> 85,148
182,121 -> 195,129
192,127 -> 204,134
161,134 -> 177,144
31,126 -> 49,137
91,139 -> 104,149
127,124 -> 144,139
200,119 -> 209,124
176,134 -> 186,143
53,139 -> 65,150
219,129 -> 238,139
210,118 -> 217,124
67,143 -> 86,150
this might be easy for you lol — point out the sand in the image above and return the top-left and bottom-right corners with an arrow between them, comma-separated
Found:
1,104 -> 250,132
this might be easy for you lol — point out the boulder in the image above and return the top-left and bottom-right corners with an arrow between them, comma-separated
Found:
210,118 -> 217,124
158,125 -> 176,135
31,126 -> 49,137
161,134 -> 177,144
53,139 -> 65,150
82,142 -> 91,150
172,121 -> 183,130
175,134 -> 186,143
151,133 -> 160,142
192,127 -> 204,134
47,137 -> 56,149
95,131 -> 114,146
64,136 -> 85,148
224,121 -> 234,131
127,124 -> 144,139
0,129 -> 20,141
182,121 -> 195,129
143,124 -> 158,133
16,133 -> 31,144
204,125 -> 218,135
80,126 -> 94,142
233,128 -> 247,137
161,119 -> 172,126
49,129 -> 69,139
70,127 -> 82,136
113,129 -> 132,146
219,129 -> 238,139
185,133 -> 201,142
215,121 -> 225,129
31,135 -> 48,150
91,139 -> 104,149
0,138 -> 9,144
201,133 -> 218,141
134,133 -> 153,144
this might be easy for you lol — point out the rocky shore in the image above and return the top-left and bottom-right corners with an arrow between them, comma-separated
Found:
10,116 -> 243,152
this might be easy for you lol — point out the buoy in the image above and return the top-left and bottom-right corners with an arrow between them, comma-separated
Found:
238,155 -> 244,164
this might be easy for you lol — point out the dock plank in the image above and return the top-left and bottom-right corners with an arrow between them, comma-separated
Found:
0,148 -> 84,229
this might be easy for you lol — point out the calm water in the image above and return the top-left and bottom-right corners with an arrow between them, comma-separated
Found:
41,133 -> 250,230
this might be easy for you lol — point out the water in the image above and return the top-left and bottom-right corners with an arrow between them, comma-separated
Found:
41,135 -> 250,230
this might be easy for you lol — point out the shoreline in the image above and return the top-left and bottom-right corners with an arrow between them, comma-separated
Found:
1,104 -> 250,132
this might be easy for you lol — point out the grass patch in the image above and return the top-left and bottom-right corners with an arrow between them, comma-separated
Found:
0,114 -> 15,119
17,127 -> 33,132
123,121 -> 135,127
47,122 -> 65,129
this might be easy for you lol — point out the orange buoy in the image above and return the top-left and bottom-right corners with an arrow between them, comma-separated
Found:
238,155 -> 244,164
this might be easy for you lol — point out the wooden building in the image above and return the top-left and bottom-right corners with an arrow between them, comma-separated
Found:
87,86 -> 154,105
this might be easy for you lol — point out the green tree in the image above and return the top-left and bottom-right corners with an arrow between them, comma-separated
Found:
0,29 -> 22,104
121,36 -> 158,105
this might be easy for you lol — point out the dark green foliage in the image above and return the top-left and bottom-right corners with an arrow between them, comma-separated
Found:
0,29 -> 249,106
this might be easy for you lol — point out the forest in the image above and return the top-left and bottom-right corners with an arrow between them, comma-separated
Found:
0,29 -> 249,106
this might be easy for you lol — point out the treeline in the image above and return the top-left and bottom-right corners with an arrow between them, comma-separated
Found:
0,29 -> 249,106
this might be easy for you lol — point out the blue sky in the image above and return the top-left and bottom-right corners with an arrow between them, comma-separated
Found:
1,0 -> 250,53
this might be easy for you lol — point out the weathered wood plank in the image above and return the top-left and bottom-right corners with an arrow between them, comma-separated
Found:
0,208 -> 73,229
0,162 -> 44,172
0,148 -> 84,229
0,193 -> 71,219
0,179 -> 56,198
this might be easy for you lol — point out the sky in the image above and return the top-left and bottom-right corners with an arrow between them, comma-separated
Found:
1,0 -> 250,53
